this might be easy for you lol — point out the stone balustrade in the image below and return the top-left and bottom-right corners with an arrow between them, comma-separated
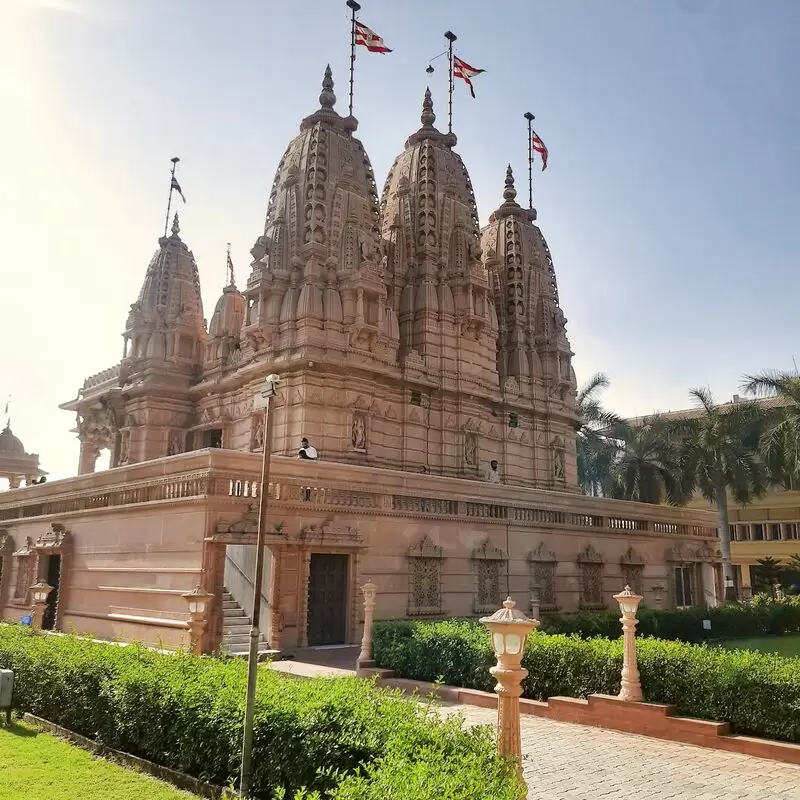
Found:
0,449 -> 718,539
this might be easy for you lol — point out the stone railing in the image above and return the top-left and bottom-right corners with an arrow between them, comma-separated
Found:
0,449 -> 719,539
82,364 -> 121,390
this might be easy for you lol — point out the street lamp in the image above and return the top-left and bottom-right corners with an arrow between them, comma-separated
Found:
480,597 -> 539,796
240,373 -> 281,798
182,585 -> 213,654
357,580 -> 378,675
613,585 -> 643,702
29,581 -> 53,629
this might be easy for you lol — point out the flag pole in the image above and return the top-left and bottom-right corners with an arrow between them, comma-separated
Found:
163,156 -> 180,237
445,30 -> 457,133
524,112 -> 534,210
346,0 -> 361,117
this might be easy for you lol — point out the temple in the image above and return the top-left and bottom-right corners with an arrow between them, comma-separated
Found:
0,70 -> 721,653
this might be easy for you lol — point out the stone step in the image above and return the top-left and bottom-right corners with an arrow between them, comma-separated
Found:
224,625 -> 252,635
223,608 -> 247,617
223,633 -> 251,646
223,601 -> 242,610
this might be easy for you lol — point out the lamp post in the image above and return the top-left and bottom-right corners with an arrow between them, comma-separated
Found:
239,374 -> 281,798
356,580 -> 377,675
29,581 -> 53,629
182,585 -> 213,654
613,585 -> 643,703
480,598 -> 539,796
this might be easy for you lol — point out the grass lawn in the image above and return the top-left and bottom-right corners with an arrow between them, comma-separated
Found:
718,634 -> 800,658
0,720 -> 198,800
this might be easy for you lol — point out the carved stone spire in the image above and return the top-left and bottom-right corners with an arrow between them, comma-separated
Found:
319,64 -> 336,110
171,213 -> 180,237
421,87 -> 436,128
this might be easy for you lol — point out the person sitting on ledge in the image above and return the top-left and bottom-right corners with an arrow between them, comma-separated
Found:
298,437 -> 318,460
484,459 -> 501,484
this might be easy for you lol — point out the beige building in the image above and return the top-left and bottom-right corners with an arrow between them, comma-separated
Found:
0,70 -> 720,652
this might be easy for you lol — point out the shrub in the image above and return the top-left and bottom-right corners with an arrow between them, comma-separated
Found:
539,599 -> 800,643
0,626 -> 523,800
373,619 -> 800,744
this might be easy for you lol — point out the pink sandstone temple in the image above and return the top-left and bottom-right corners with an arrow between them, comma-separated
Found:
0,70 -> 721,653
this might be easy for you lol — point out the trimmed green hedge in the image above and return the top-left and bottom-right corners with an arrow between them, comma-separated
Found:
0,626 -> 523,800
539,599 -> 800,643
373,619 -> 800,744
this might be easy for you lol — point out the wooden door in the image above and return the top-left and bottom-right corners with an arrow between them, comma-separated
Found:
307,554 -> 349,646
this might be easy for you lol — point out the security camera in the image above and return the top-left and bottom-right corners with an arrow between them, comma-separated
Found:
265,374 -> 281,385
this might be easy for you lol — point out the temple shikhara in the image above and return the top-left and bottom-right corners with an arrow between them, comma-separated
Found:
0,70 -> 721,653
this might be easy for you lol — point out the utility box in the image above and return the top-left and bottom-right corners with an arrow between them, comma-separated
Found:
0,669 -> 14,724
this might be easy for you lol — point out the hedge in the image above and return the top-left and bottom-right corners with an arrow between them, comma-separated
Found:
373,618 -> 800,744
0,626 -> 523,800
539,598 -> 800,643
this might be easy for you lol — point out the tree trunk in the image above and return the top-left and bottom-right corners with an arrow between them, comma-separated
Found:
715,479 -> 737,601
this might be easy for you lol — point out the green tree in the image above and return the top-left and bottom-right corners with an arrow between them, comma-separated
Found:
754,556 -> 785,590
574,373 -> 621,497
606,415 -> 687,505
677,388 -> 767,600
741,370 -> 800,489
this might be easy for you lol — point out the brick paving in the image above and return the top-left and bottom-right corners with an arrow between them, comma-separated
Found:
440,704 -> 800,800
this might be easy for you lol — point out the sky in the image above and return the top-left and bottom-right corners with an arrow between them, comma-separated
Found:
1,0 -> 798,482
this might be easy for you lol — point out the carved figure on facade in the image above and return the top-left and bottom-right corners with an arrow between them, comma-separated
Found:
351,412 -> 367,451
167,430 -> 183,456
117,431 -> 130,466
553,439 -> 566,481
251,415 -> 265,451
463,432 -> 478,467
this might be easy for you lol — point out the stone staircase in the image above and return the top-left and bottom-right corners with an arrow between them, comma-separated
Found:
221,587 -> 268,656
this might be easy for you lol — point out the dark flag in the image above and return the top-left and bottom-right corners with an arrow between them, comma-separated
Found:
171,176 -> 186,203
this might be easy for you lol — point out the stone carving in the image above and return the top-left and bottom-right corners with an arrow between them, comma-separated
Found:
167,431 -> 183,456
475,559 -> 502,610
531,561 -> 556,609
463,432 -> 478,467
407,534 -> 444,615
34,523 -> 70,553
622,564 -> 644,596
553,439 -> 565,481
77,401 -> 117,448
351,412 -> 367,451
580,562 -> 604,607
251,415 -> 265,451
117,431 -> 130,466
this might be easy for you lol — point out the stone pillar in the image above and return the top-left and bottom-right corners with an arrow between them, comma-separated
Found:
267,546 -> 283,651
78,439 -> 99,475
357,581 -> 377,674
701,562 -> 719,607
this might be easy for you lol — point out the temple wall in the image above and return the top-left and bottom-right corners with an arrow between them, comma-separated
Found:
0,450 -> 719,653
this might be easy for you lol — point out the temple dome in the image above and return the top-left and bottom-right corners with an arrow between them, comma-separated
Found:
126,214 -> 205,334
0,424 -> 25,455
209,283 -> 244,338
380,88 -> 481,263
249,66 -> 381,281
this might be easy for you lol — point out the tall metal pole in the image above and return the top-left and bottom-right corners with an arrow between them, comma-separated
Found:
346,0 -> 361,117
163,156 -> 180,238
239,377 -> 279,797
445,31 -> 457,133
524,112 -> 534,210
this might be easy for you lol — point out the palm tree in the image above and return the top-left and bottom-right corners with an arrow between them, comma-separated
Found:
741,370 -> 800,489
677,388 -> 767,600
575,373 -> 622,497
606,415 -> 687,505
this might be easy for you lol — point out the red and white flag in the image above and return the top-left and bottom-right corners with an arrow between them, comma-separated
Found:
532,130 -> 548,171
453,55 -> 485,98
355,21 -> 392,53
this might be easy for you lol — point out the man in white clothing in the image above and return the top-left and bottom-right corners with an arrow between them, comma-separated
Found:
298,437 -> 318,460
484,460 -> 501,484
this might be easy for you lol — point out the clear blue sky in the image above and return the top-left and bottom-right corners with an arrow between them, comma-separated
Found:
1,0 -> 798,479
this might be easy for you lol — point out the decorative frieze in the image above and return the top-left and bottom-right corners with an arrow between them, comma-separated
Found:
407,535 -> 444,616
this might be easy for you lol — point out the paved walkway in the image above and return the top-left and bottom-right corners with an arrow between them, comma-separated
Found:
272,649 -> 800,799
441,704 -> 800,800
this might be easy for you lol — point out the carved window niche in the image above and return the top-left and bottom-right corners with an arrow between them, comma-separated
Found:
620,546 -> 645,597
528,542 -> 558,611
577,545 -> 605,609
463,432 -> 478,469
472,538 -> 506,614
351,411 -> 367,452
12,537 -> 34,603
552,438 -> 566,483
407,535 -> 444,616
251,414 -> 265,452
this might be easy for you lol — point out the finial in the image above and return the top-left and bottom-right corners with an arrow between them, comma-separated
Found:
503,164 -> 517,203
171,213 -> 180,236
226,242 -> 235,287
421,87 -> 436,127
319,64 -> 336,109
